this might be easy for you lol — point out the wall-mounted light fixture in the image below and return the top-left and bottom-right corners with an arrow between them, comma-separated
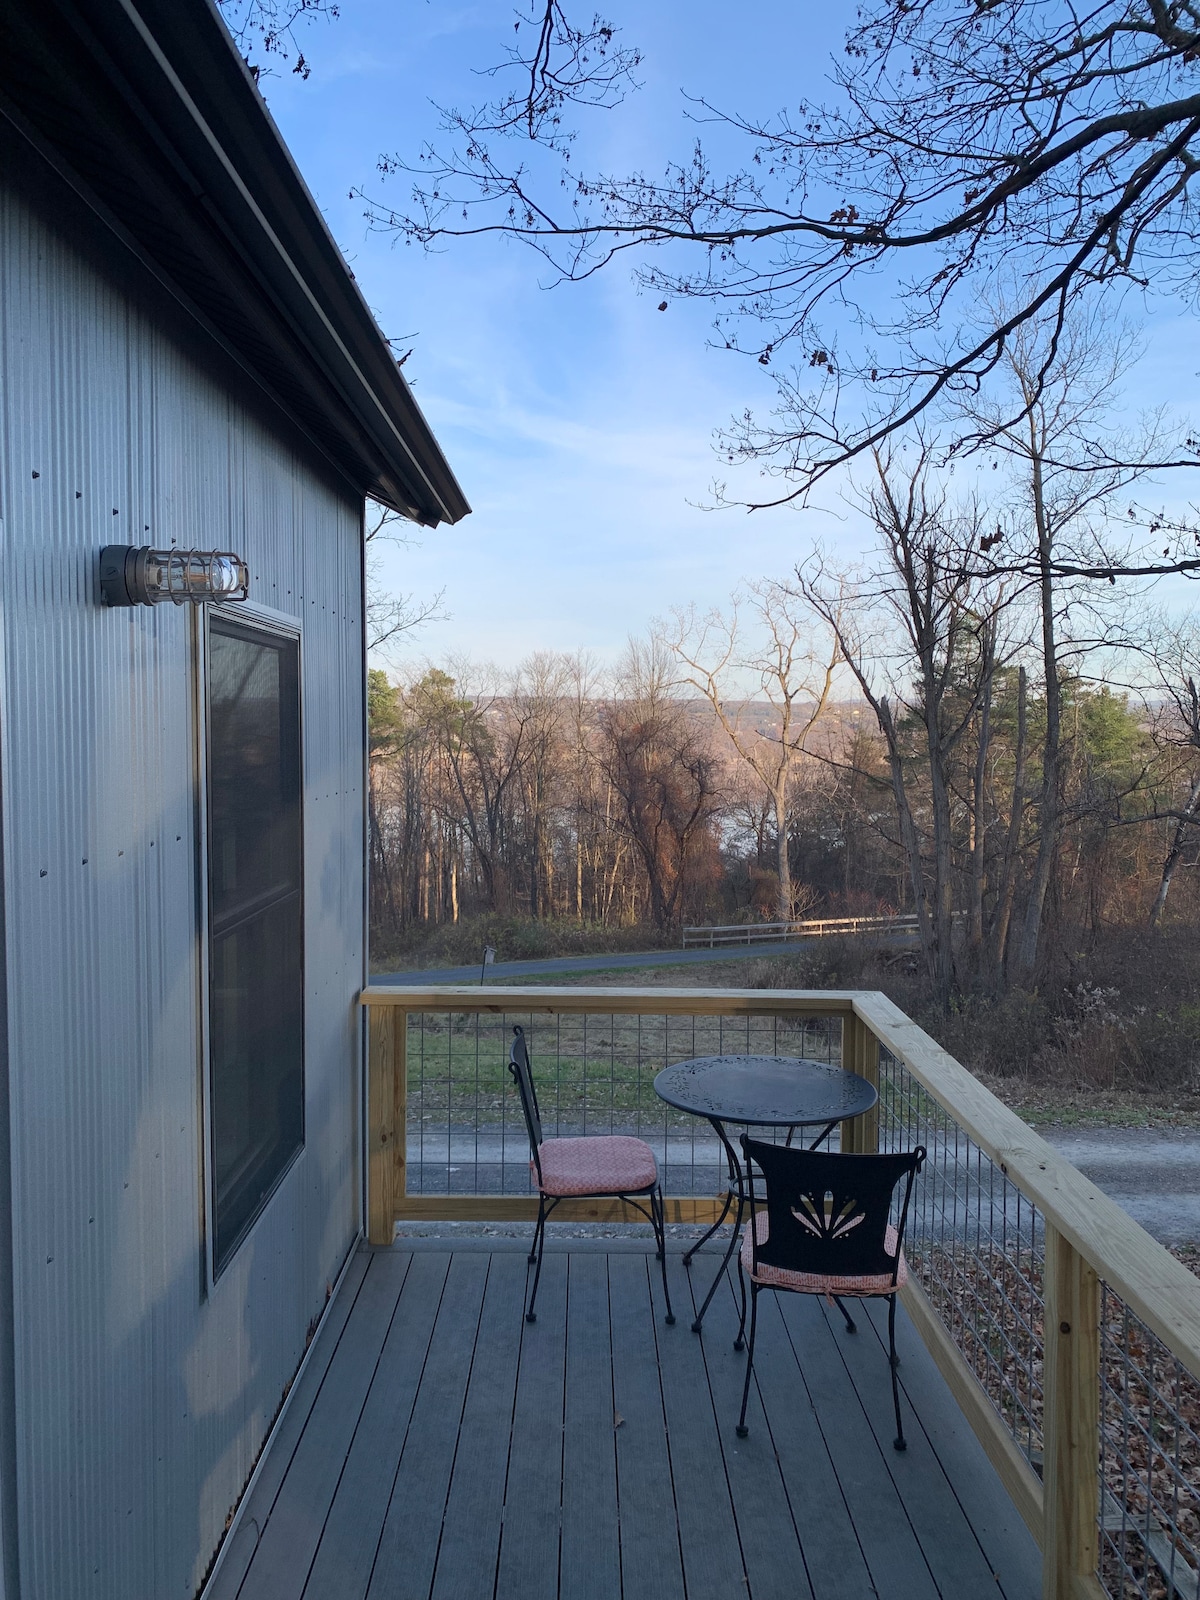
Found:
99,546 -> 250,608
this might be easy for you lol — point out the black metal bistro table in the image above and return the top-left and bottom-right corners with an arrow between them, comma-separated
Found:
653,1055 -> 878,1332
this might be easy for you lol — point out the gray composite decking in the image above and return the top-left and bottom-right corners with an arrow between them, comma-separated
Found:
208,1237 -> 1042,1600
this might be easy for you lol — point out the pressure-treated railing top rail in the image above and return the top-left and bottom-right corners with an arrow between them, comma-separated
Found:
360,983 -> 1200,1600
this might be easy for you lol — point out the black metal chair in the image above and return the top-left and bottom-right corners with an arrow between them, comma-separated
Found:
508,1025 -> 675,1326
735,1136 -> 926,1448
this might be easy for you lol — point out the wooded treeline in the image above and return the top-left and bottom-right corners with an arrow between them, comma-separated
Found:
368,631 -> 1200,1000
370,316 -> 1200,1008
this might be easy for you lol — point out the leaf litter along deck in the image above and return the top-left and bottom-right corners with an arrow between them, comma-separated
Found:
913,1242 -> 1200,1600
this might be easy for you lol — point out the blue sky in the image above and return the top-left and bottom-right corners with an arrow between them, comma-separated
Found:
257,3 -> 1200,670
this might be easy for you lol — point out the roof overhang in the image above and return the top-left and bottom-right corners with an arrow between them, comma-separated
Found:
0,0 -> 470,527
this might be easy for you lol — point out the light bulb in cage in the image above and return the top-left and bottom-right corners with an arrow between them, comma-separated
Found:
99,546 -> 250,607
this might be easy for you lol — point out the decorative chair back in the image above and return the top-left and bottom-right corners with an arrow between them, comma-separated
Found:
740,1137 -> 926,1284
508,1025 -> 544,1186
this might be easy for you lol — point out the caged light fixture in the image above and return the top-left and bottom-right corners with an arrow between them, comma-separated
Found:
99,545 -> 250,608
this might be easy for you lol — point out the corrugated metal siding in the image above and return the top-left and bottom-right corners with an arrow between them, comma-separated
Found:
0,161 -> 364,1599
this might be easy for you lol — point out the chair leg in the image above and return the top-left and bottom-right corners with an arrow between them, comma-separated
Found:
528,1199 -> 543,1266
525,1197 -> 547,1323
734,1254 -> 748,1351
651,1188 -> 676,1325
833,1295 -> 857,1334
736,1286 -> 758,1437
888,1294 -> 906,1451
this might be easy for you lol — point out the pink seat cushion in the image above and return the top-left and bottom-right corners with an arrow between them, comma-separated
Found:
741,1211 -> 907,1295
535,1136 -> 658,1197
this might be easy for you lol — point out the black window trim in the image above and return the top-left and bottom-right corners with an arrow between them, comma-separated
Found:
199,602 -> 305,1291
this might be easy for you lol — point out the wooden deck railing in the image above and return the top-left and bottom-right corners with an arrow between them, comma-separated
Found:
360,984 -> 1200,1600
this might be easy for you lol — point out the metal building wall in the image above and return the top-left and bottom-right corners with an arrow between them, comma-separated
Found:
0,156 -> 364,1599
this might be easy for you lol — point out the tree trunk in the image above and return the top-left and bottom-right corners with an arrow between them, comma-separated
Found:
1014,454 -> 1061,986
968,637 -> 994,971
878,699 -> 943,1000
774,782 -> 792,920
990,667 -> 1027,979
1148,772 -> 1200,926
579,819 -> 588,921
926,738 -> 957,1009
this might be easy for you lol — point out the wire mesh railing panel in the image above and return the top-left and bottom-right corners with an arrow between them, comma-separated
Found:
405,1009 -> 840,1196
1100,1286 -> 1200,1600
879,1048 -> 1046,1469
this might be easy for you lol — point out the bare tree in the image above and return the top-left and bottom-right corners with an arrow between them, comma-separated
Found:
1146,618 -> 1200,926
363,1 -> 1200,534
509,652 -> 571,918
797,451 -> 1014,1008
216,0 -> 337,79
954,310 -> 1178,981
364,501 -> 446,662
660,583 -> 840,921
600,639 -> 723,931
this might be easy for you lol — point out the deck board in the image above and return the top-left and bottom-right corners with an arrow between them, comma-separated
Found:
302,1251 -> 449,1600
775,1289 -> 942,1598
656,1259 -> 750,1600
828,1292 -> 1012,1598
233,1250 -> 412,1600
859,1298 -> 1041,1599
224,1240 -> 1042,1600
494,1254 -> 568,1600
365,1252 -> 490,1600
608,1254 -> 686,1600
691,1267 -> 815,1600
561,1254 -> 621,1600
428,1253 -> 527,1600
206,1247 -> 373,1600
745,1292 -> 874,1600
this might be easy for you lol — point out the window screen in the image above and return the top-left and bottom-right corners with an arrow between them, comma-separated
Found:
207,616 -> 303,1275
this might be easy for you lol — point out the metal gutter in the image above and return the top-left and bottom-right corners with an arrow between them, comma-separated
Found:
0,0 -> 470,528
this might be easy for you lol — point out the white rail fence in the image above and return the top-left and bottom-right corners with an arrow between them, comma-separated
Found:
681,913 -> 920,948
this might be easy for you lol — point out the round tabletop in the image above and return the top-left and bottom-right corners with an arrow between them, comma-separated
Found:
653,1054 -> 877,1127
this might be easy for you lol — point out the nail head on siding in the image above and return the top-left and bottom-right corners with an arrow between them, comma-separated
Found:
31,470 -> 39,479
38,869 -> 46,878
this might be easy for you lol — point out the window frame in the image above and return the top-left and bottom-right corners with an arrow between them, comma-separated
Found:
196,602 -> 305,1290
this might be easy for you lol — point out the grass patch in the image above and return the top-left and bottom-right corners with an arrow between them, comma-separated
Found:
372,914 -> 671,973
405,1005 -> 840,1129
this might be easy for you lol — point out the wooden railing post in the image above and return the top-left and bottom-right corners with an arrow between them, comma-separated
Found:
841,1011 -> 879,1154
367,1002 -> 401,1246
1041,1225 -> 1100,1600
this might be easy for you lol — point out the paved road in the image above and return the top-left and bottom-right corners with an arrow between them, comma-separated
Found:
404,1125 -> 1200,1243
371,936 -> 909,987
1041,1126 -> 1200,1246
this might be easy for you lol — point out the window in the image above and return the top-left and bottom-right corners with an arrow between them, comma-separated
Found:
207,615 -> 303,1276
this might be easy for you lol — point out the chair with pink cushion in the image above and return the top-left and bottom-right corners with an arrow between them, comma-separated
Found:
508,1025 -> 675,1327
734,1135 -> 925,1448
